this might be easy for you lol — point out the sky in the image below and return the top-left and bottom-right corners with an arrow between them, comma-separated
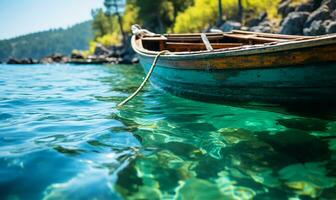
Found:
0,0 -> 104,40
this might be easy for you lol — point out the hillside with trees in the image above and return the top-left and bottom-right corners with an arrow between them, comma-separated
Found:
0,21 -> 93,62
87,0 -> 282,51
80,0 -> 284,62
83,0 -> 335,63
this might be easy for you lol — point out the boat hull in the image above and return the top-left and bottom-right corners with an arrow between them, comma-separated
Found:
133,33 -> 336,104
139,56 -> 336,104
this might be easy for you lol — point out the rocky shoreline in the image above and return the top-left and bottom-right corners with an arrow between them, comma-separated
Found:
279,0 -> 336,35
4,0 -> 336,65
5,43 -> 138,65
214,0 -> 336,35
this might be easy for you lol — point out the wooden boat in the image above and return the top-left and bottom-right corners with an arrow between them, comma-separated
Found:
131,26 -> 336,104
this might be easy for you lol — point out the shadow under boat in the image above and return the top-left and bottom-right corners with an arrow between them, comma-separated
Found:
155,86 -> 336,120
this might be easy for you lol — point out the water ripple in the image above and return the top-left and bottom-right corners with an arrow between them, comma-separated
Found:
0,64 -> 335,199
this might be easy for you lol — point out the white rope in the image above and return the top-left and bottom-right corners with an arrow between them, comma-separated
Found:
117,50 -> 167,107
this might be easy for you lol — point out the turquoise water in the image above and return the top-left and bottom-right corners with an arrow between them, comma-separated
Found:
0,64 -> 335,200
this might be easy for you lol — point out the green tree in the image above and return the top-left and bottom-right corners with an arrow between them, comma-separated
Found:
92,9 -> 112,38
104,0 -> 126,41
122,1 -> 139,33
237,0 -> 243,22
173,0 -> 281,33
170,0 -> 194,21
135,0 -> 174,33
217,0 -> 223,26
173,0 -> 218,33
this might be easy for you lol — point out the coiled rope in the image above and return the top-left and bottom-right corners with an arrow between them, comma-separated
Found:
117,50 -> 167,107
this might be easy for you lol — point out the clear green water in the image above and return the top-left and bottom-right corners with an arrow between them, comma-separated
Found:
0,64 -> 335,200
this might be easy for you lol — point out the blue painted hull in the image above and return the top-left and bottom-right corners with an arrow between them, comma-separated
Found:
140,56 -> 336,104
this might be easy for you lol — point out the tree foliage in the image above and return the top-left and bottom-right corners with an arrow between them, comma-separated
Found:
173,0 -> 218,33
124,0 -> 193,33
133,0 -> 174,33
173,0 -> 281,33
92,9 -> 121,39
122,1 -> 139,33
91,0 -> 193,43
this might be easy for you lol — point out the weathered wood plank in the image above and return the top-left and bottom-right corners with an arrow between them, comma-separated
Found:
164,33 -> 223,37
231,30 -> 315,39
222,33 -> 288,43
165,42 -> 243,51
158,44 -> 336,70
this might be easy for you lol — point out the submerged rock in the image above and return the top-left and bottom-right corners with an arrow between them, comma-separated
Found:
248,169 -> 281,188
53,145 -> 84,156
276,117 -> 328,131
158,142 -> 201,159
175,178 -> 235,200
194,155 -> 228,179
279,162 -> 336,198
115,160 -> 144,197
126,186 -> 162,200
219,128 -> 256,144
257,129 -> 330,163
216,171 -> 257,199
125,150 -> 195,195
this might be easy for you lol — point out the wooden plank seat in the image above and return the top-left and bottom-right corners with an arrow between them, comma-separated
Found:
164,33 -> 224,37
164,42 -> 243,51
231,30 -> 314,40
166,35 -> 224,43
222,33 -> 289,43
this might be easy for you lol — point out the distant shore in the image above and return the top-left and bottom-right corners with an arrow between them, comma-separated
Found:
5,45 -> 139,65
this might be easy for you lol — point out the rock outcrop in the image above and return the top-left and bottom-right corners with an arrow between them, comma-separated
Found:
219,21 -> 242,32
246,12 -> 278,33
304,5 -> 331,28
69,37 -> 138,65
279,0 -> 336,36
280,12 -> 310,35
278,0 -> 296,17
40,54 -> 69,64
7,58 -> 39,64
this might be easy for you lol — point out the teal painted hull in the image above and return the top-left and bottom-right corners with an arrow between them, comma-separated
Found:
139,56 -> 336,104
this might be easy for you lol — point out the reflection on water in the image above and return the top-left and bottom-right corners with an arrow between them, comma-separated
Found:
0,64 -> 335,200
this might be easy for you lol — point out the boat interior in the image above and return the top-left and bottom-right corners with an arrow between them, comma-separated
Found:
139,30 -> 314,52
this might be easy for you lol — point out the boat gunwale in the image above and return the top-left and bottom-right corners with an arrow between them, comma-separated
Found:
131,33 -> 336,60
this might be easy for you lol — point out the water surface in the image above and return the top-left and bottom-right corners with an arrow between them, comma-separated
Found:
0,64 -> 335,200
